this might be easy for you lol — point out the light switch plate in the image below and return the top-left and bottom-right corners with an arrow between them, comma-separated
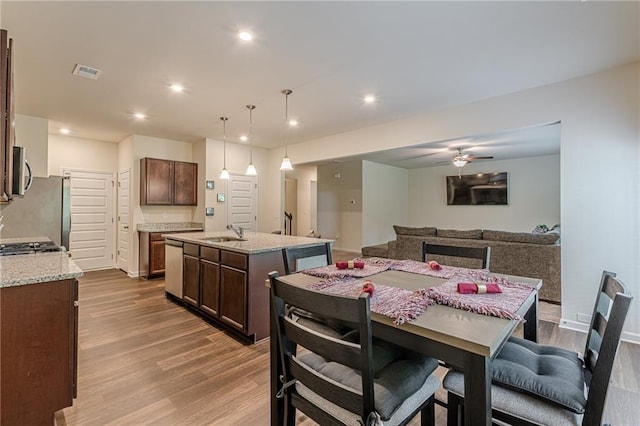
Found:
217,193 -> 225,203
205,207 -> 214,216
206,180 -> 215,190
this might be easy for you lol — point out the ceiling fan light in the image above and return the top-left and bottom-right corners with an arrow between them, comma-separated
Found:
453,159 -> 468,168
280,156 -> 293,171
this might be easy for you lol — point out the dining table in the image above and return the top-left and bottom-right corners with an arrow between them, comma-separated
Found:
269,263 -> 541,426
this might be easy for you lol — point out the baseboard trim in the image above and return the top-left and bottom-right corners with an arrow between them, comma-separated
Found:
560,319 -> 640,345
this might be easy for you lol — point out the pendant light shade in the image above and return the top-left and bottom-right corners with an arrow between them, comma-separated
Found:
219,116 -> 230,180
245,105 -> 257,176
280,89 -> 294,171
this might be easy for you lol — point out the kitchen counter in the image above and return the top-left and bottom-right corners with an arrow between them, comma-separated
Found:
0,251 -> 83,288
163,231 -> 333,255
137,222 -> 203,232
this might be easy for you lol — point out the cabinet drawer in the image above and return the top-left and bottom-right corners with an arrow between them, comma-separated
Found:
201,246 -> 220,262
184,243 -> 200,257
150,232 -> 165,242
221,250 -> 248,270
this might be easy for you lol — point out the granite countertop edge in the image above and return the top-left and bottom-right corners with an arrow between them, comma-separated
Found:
0,252 -> 84,288
164,231 -> 334,255
137,222 -> 204,232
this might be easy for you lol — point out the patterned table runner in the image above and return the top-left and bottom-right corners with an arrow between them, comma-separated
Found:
303,257 -> 397,279
307,277 -> 433,326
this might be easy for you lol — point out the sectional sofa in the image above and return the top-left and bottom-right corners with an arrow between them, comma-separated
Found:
362,225 -> 561,303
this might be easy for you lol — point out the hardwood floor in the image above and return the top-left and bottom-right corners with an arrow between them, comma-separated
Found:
56,268 -> 639,425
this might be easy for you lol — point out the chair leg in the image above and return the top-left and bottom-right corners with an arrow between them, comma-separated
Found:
420,395 -> 435,426
447,392 -> 463,426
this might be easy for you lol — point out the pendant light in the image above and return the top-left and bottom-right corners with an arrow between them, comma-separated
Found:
219,116 -> 230,180
280,89 -> 293,171
245,105 -> 257,176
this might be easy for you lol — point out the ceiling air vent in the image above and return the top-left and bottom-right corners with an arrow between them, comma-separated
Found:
72,64 -> 102,80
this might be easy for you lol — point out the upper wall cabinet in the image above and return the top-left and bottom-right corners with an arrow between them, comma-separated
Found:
140,157 -> 197,206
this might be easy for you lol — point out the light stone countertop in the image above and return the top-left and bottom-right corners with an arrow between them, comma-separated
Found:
0,236 -> 54,245
0,252 -> 83,288
137,222 -> 204,232
164,231 -> 334,255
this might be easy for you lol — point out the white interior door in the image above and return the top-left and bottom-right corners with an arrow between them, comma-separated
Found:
64,169 -> 115,271
227,174 -> 257,231
117,170 -> 130,272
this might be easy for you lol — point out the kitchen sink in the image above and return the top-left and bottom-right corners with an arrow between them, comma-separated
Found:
199,236 -> 247,243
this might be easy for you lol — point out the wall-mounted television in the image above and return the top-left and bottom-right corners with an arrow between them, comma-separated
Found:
446,172 -> 508,205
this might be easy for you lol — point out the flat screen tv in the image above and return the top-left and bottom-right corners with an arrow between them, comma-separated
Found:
446,172 -> 508,205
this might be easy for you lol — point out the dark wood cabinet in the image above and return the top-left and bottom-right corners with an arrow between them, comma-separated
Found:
173,242 -> 283,342
174,161 -> 198,205
140,231 -> 198,278
183,243 -> 200,306
0,278 -> 78,424
140,157 -> 197,206
220,265 -> 247,332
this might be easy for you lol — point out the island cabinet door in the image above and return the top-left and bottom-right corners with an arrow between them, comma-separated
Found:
200,259 -> 220,317
219,265 -> 247,332
183,254 -> 200,306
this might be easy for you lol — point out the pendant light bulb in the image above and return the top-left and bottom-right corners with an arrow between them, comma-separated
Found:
280,89 -> 294,171
245,105 -> 257,176
219,116 -> 230,180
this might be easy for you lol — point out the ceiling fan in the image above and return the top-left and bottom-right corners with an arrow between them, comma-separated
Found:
451,147 -> 494,168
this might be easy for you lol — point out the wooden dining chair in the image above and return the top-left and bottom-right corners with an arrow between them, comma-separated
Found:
282,242 -> 332,274
422,242 -> 491,269
444,270 -> 633,426
268,271 -> 440,426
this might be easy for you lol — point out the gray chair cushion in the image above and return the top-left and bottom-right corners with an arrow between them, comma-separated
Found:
492,337 -> 586,414
298,343 -> 438,420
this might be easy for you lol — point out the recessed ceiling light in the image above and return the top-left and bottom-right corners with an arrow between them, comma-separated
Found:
133,112 -> 146,120
170,83 -> 184,92
289,119 -> 298,127
364,95 -> 376,104
239,135 -> 248,142
60,128 -> 70,135
238,31 -> 253,41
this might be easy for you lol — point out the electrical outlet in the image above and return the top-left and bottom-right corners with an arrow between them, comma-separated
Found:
142,213 -> 149,220
335,235 -> 340,240
162,212 -> 168,219
577,313 -> 591,323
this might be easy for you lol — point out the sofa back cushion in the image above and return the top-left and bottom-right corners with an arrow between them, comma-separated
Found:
483,230 -> 559,245
393,225 -> 437,237
436,229 -> 483,240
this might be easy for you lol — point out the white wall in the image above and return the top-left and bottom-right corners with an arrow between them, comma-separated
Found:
265,63 -> 640,342
15,114 -> 48,177
48,134 -> 118,175
408,155 -> 560,231
362,160 -> 409,246
318,160 -> 362,252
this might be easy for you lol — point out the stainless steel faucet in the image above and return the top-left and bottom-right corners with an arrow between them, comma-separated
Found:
227,224 -> 244,239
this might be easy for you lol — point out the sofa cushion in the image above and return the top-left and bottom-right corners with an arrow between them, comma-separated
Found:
361,243 -> 389,258
483,230 -> 559,245
436,228 -> 483,240
393,225 -> 436,237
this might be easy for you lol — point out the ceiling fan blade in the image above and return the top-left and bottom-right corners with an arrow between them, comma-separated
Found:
468,155 -> 494,160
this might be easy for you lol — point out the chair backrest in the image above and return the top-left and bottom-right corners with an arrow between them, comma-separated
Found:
268,272 -> 375,424
282,242 -> 332,274
582,271 -> 633,425
422,242 -> 491,269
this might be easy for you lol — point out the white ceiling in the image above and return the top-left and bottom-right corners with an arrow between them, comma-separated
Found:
1,1 -> 638,166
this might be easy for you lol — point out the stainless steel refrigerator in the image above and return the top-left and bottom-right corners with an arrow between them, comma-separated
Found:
0,176 -> 71,249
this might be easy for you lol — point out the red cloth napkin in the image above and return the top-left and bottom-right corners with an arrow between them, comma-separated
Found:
336,260 -> 365,270
427,260 -> 442,271
457,282 -> 502,294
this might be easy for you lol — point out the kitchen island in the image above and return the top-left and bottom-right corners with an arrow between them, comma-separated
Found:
164,231 -> 333,342
0,250 -> 82,424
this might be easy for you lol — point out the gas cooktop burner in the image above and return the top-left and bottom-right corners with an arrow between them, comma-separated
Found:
0,241 -> 63,256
